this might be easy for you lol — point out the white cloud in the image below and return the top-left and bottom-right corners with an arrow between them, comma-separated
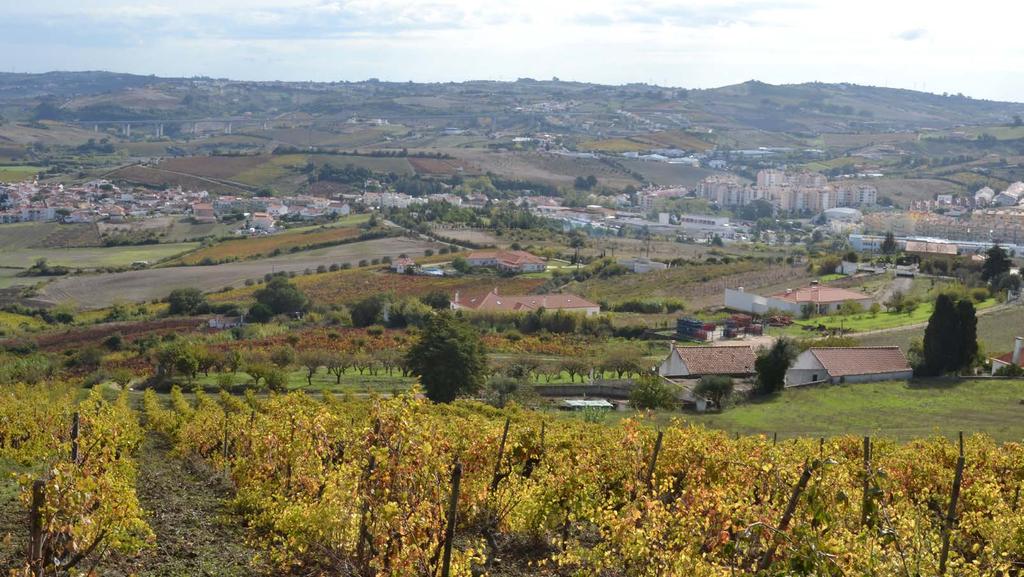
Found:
3,0 -> 1024,100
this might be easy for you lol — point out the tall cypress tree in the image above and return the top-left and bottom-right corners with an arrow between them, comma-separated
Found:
956,299 -> 978,371
921,294 -> 959,376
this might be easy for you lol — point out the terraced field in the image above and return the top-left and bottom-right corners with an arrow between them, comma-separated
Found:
37,237 -> 442,309
173,218 -> 368,264
106,165 -> 251,194
3,243 -> 199,269
210,267 -> 547,306
0,221 -> 101,249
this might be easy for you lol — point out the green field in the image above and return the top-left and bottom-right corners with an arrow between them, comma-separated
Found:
684,379 -> 1024,441
771,298 -> 997,337
0,165 -> 42,181
3,242 -> 199,268
857,303 -> 1024,356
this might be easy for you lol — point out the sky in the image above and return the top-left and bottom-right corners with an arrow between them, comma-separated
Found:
3,0 -> 1024,101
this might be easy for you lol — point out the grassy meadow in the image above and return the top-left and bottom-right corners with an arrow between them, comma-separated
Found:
683,379 -> 1024,442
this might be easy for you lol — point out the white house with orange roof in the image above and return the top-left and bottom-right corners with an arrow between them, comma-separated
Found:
786,347 -> 912,385
725,280 -> 873,315
465,250 -> 547,273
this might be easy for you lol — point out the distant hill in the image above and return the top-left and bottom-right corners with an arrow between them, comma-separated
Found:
691,80 -> 1024,132
0,71 -> 1022,136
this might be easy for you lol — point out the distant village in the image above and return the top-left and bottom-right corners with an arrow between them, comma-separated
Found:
4,167 -> 1024,254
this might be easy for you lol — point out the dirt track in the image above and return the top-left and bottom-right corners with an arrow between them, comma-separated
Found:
98,433 -> 270,577
38,237 -> 441,309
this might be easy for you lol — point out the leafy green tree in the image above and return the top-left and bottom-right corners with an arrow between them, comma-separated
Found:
419,290 -> 451,310
254,276 -> 308,315
451,256 -> 470,273
754,338 -> 798,394
270,346 -> 296,369
694,375 -> 734,409
110,368 -> 134,389
174,349 -> 199,385
405,312 -> 487,403
247,302 -> 274,323
167,287 -> 207,315
298,350 -> 328,386
981,244 -> 1011,283
264,368 -> 288,392
350,294 -> 391,327
487,375 -> 519,408
881,231 -> 897,255
568,230 -> 587,265
630,374 -> 677,410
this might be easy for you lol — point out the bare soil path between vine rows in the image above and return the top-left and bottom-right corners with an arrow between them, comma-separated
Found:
98,432 -> 270,576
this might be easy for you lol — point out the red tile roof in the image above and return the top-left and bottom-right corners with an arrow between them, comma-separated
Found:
809,347 -> 910,377
674,345 -> 756,375
771,285 -> 871,304
468,250 -> 546,267
992,352 -> 1018,365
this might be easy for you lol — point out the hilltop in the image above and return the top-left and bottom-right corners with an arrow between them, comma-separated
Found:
1,72 -> 1021,137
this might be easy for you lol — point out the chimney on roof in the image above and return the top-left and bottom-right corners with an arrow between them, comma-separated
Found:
1014,336 -> 1023,366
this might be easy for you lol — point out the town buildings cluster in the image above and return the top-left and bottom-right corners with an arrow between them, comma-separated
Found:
696,169 -> 878,212
0,180 -> 212,224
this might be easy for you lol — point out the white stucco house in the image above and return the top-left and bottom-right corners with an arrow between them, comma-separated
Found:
658,344 -> 756,378
786,347 -> 912,386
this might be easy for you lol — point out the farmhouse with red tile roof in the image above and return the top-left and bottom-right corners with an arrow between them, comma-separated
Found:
452,288 -> 599,315
658,344 -> 756,378
725,280 -> 874,315
786,347 -> 912,385
465,250 -> 546,273
990,336 -> 1023,375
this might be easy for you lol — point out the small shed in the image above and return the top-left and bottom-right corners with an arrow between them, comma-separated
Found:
559,399 -> 614,411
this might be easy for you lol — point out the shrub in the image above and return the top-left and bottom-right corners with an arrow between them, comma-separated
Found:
270,346 -> 296,368
103,334 -> 124,351
265,369 -> 288,392
694,376 -> 734,409
970,287 -> 990,303
630,374 -> 677,410
247,303 -> 274,323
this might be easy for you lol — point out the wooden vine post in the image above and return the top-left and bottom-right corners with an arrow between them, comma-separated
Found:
860,436 -> 872,527
441,460 -> 463,577
70,411 -> 80,465
490,417 -> 511,493
758,461 -> 814,572
28,479 -> 45,577
939,437 -> 966,575
644,431 -> 664,492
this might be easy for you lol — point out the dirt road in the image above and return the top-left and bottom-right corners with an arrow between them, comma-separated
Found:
98,433 -> 269,576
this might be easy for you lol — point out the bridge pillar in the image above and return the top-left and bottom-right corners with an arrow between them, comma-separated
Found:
124,123 -> 131,137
